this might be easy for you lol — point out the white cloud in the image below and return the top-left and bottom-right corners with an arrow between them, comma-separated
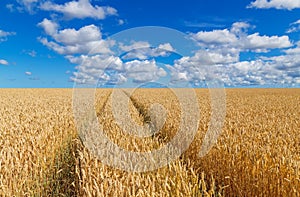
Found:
166,22 -> 298,87
230,22 -> 251,35
265,43 -> 300,71
66,40 -> 171,85
54,25 -> 101,45
16,0 -> 38,13
292,20 -> 300,25
268,55 -> 300,69
6,4 -> 15,12
158,43 -> 176,52
248,0 -> 300,10
39,37 -> 114,55
38,18 -> 58,36
285,41 -> 300,54
123,60 -> 167,83
35,18 -> 297,87
192,29 -> 238,45
119,41 -> 151,52
0,59 -> 9,65
68,54 -> 124,84
38,21 -> 114,55
204,50 -> 239,64
245,33 -> 292,52
25,71 -> 32,75
68,43 -> 300,87
118,19 -> 125,25
0,29 -> 16,42
165,49 -> 241,85
167,54 -> 300,87
120,42 -> 176,60
122,48 -> 172,60
69,54 -> 167,85
0,30 -> 15,37
173,49 -> 239,66
286,19 -> 300,33
67,55 -> 123,70
38,19 -> 103,45
191,22 -> 292,52
119,41 -> 175,53
40,0 -> 117,20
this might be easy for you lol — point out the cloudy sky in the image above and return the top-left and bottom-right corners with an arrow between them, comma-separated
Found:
0,0 -> 300,87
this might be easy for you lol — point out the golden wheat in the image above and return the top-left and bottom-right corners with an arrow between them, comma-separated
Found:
0,88 -> 299,196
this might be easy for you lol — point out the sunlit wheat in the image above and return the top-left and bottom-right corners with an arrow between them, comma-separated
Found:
0,88 -> 299,196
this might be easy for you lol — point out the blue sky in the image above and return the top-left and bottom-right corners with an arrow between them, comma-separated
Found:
0,0 -> 300,88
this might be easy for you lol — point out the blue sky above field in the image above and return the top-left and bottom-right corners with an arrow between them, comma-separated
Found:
0,0 -> 300,87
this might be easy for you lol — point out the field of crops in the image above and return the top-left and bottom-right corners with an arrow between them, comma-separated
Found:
0,88 -> 299,196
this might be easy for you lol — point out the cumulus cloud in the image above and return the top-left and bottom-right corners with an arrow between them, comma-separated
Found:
0,59 -> 9,65
119,41 -> 151,52
40,0 -> 117,20
182,21 -> 293,85
165,49 -> 240,84
122,45 -> 176,60
173,49 -> 239,66
192,29 -> 238,45
176,44 -> 300,86
285,41 -> 300,54
248,0 -> 300,10
37,18 -> 297,87
165,22 -> 298,87
38,20 -> 114,55
53,25 -> 102,45
119,41 -> 176,60
167,54 -> 300,87
191,22 -> 292,52
69,54 -> 167,85
266,42 -> 300,72
38,18 -> 58,36
245,33 -> 292,52
158,43 -> 176,52
228,60 -> 276,84
25,71 -> 32,75
230,22 -> 251,35
123,60 -> 167,83
39,37 -> 114,55
67,54 -> 123,71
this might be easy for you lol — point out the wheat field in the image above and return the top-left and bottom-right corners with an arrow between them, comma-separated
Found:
0,88 -> 299,196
